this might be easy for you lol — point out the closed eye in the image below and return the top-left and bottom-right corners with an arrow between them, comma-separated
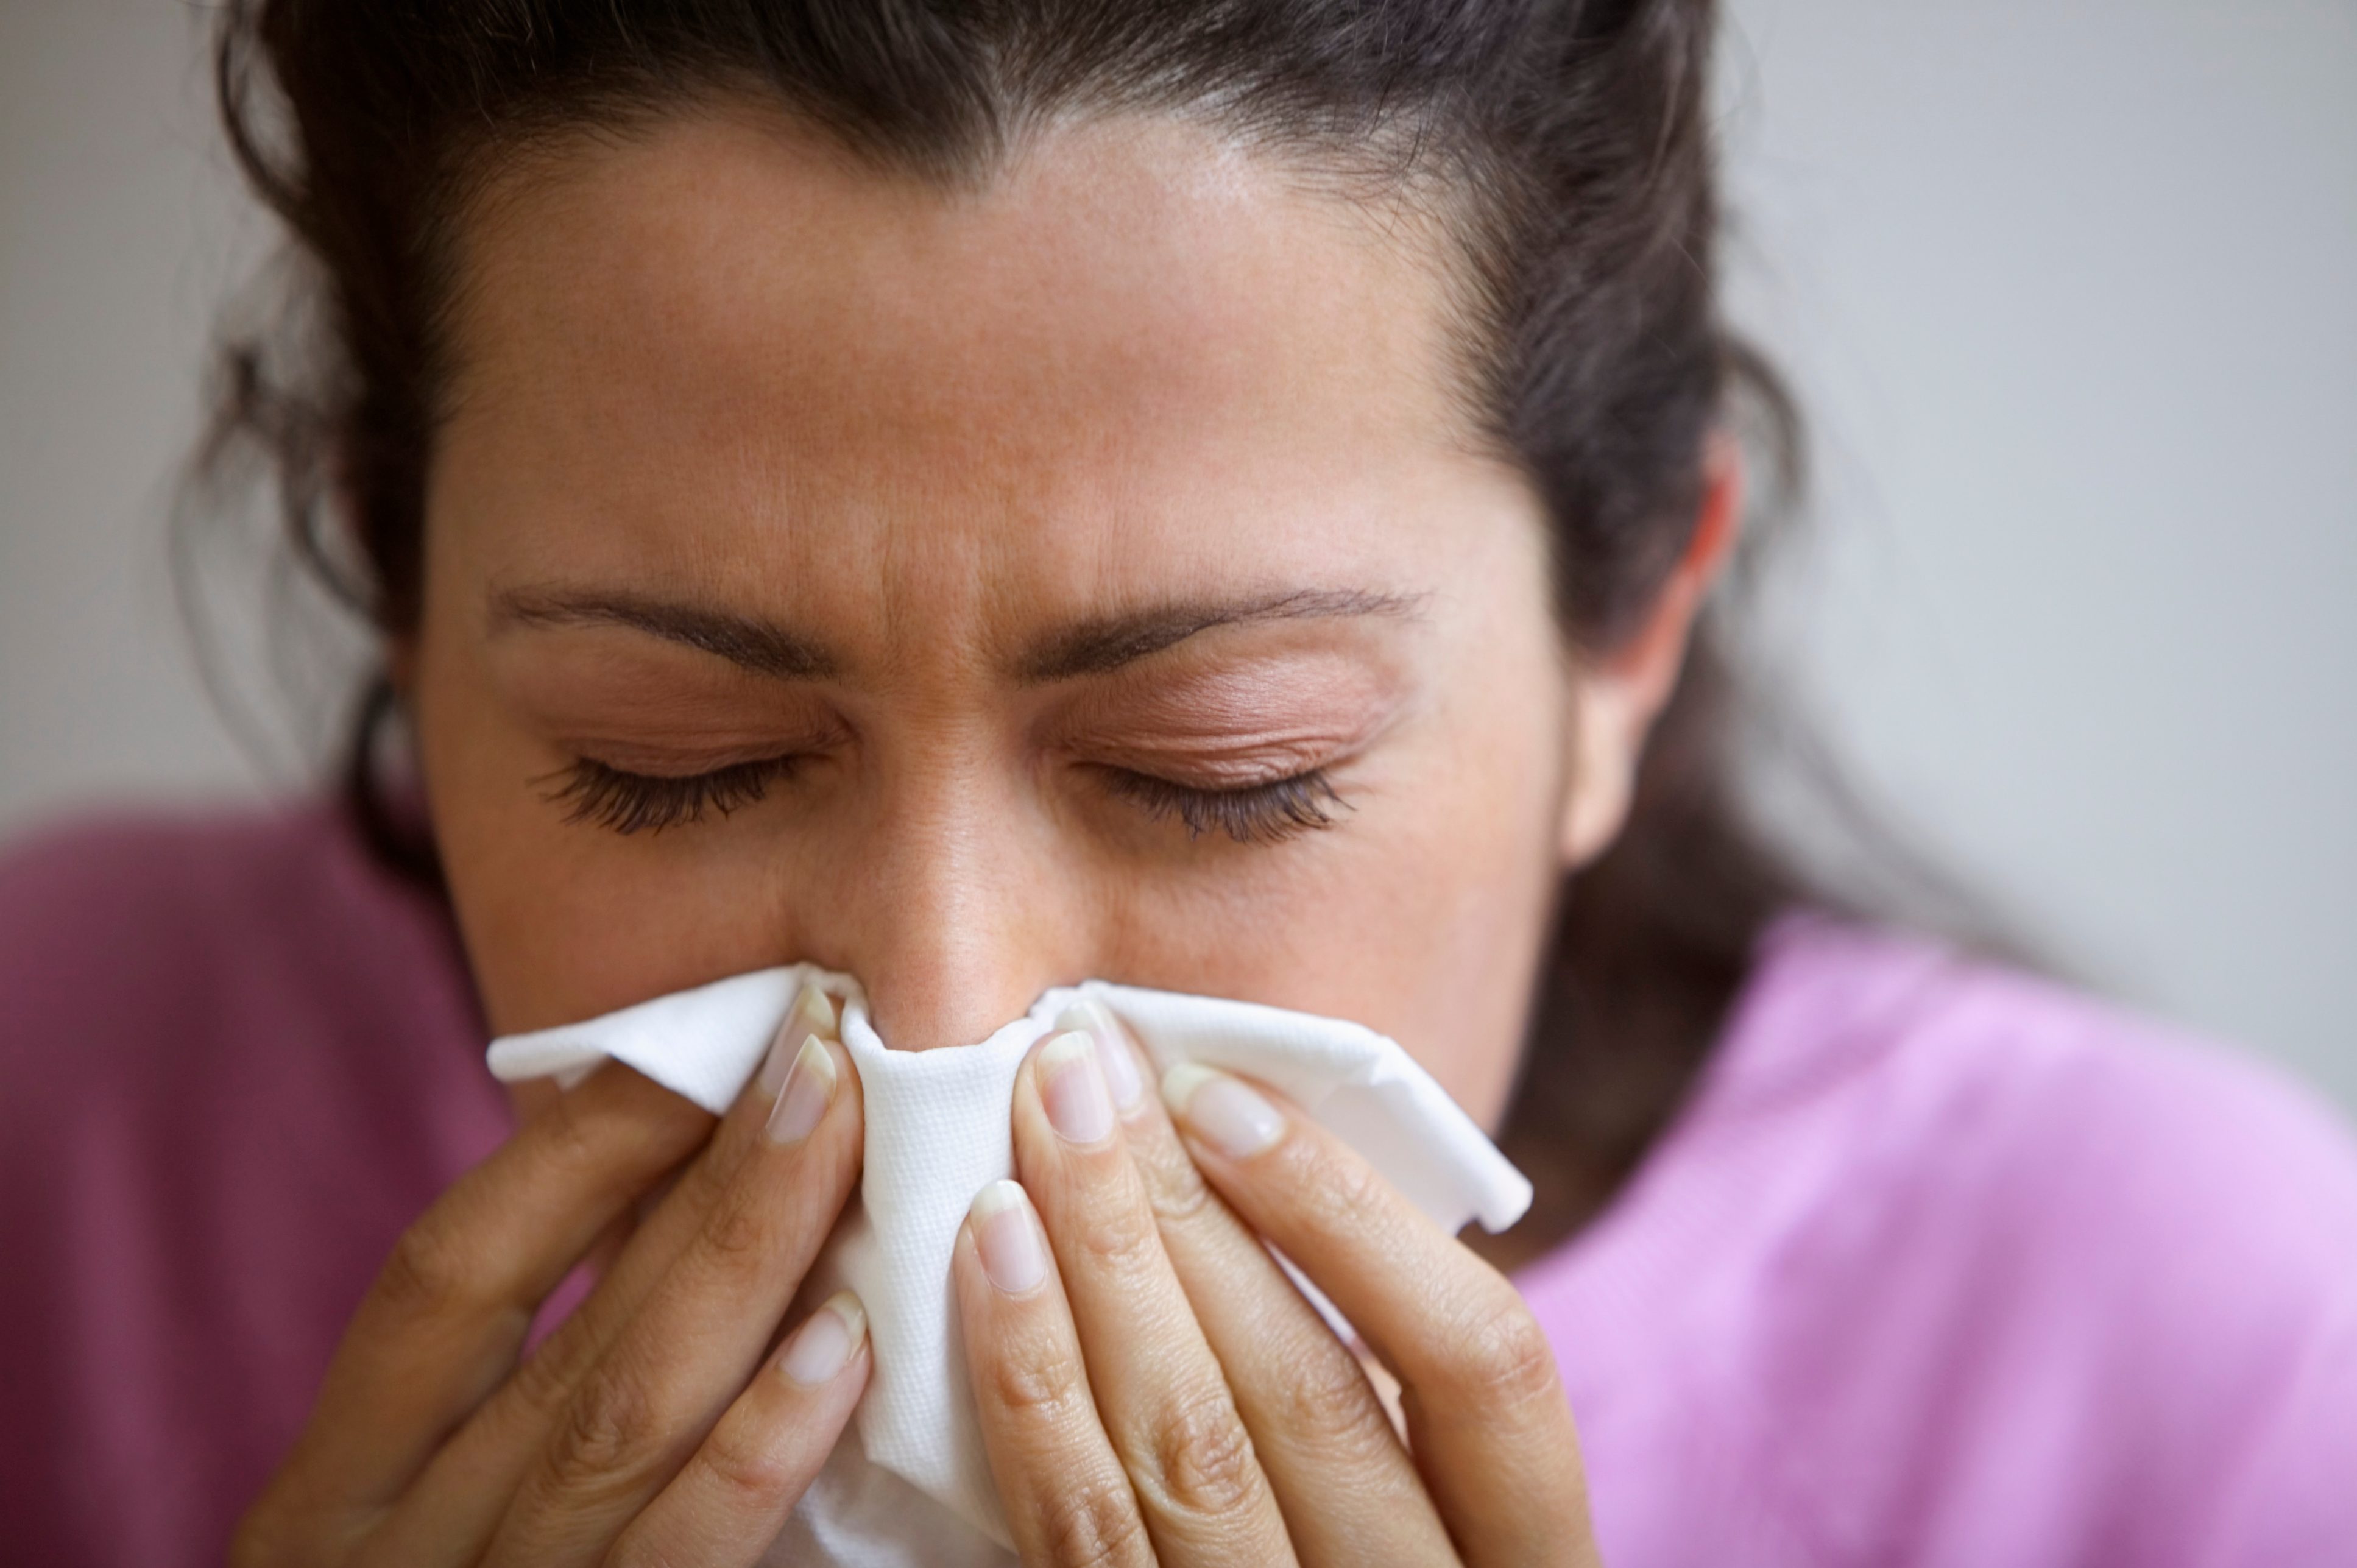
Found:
535,755 -> 804,834
1098,767 -> 1348,844
534,755 -> 1351,843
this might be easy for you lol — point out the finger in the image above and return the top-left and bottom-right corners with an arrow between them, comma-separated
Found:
953,1180 -> 1155,1568
1056,1002 -> 1452,1567
1162,1065 -> 1596,1568
256,1061 -> 713,1551
486,985 -> 849,1429
1014,1029 -> 1295,1566
359,986 -> 847,1567
483,1023 -> 866,1567
606,1294 -> 871,1568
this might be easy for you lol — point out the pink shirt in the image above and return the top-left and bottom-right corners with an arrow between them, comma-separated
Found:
3,805 -> 2352,1564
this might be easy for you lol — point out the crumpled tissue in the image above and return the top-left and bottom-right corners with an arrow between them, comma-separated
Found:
487,966 -> 1532,1566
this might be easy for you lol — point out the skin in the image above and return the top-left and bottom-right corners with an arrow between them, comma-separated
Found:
236,102 -> 1733,1567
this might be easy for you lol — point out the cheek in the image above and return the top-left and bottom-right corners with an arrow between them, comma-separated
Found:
1314,721 -> 1565,1130
1094,687 -> 1567,1131
421,738 -> 820,1037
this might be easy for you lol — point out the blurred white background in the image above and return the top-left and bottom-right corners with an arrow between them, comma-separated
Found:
2,1 -> 2352,1109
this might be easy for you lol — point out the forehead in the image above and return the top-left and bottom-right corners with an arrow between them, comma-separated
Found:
430,104 -> 1516,627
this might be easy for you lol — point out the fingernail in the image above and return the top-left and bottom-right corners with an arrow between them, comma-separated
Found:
970,1180 -> 1046,1294
1056,999 -> 1144,1111
1161,1064 -> 1284,1159
1038,1029 -> 1114,1145
764,1035 -> 836,1145
755,1024 -> 796,1099
778,1291 -> 866,1387
791,982 -> 840,1041
758,984 -> 836,1096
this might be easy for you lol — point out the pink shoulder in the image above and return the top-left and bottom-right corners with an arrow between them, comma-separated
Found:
1765,930 -> 2357,1558
1526,919 -> 2357,1566
0,805 -> 496,1566
0,801 -> 476,1111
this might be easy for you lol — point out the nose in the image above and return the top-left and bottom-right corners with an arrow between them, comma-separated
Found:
822,766 -> 1082,1052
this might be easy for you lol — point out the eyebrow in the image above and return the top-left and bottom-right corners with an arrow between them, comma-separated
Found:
488,584 -> 1422,684
1010,588 -> 1426,683
490,588 -> 838,680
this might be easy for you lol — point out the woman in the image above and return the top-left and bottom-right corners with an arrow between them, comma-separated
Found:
2,1 -> 2352,1564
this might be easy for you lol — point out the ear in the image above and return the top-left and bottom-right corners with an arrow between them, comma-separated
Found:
1557,437 -> 1742,867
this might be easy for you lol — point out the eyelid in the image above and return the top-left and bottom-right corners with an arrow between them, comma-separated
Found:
545,718 -> 849,778
1048,645 -> 1404,735
1087,746 -> 1346,792
1067,707 -> 1390,790
1053,677 -> 1403,779
1098,765 -> 1349,844
551,743 -> 808,778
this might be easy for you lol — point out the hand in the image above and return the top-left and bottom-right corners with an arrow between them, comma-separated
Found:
233,984 -> 870,1568
953,1004 -> 1600,1567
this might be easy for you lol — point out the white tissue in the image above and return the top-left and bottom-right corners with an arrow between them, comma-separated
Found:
487,967 -> 1532,1566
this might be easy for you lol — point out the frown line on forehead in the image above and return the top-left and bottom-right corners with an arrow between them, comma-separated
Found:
487,584 -> 1426,685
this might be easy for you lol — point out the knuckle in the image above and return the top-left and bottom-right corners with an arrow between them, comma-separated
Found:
533,1087 -> 607,1176
1136,1390 -> 1263,1522
1038,1475 -> 1148,1568
1137,1149 -> 1221,1228
545,1364 -> 666,1496
690,1413 -> 802,1512
1070,1195 -> 1159,1271
1446,1292 -> 1563,1411
694,1173 -> 775,1274
988,1332 -> 1090,1419
1266,1344 -> 1389,1455
504,1325 -> 589,1423
375,1215 -> 482,1323
985,1330 -> 1084,1414
1303,1139 -> 1388,1227
666,1139 -> 733,1221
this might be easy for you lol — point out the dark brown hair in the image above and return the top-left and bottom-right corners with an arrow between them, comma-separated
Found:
206,0 -> 1817,1252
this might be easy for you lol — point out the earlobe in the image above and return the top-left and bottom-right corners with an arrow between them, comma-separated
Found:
1554,439 -> 1744,869
1558,682 -> 1641,867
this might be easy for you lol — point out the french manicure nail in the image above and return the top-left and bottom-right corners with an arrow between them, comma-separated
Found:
970,1180 -> 1046,1294
779,1291 -> 866,1386
1038,1029 -> 1114,1145
761,986 -> 841,1098
765,1034 -> 836,1145
790,982 -> 840,1042
1056,999 -> 1144,1111
755,1020 -> 798,1099
1161,1063 -> 1285,1159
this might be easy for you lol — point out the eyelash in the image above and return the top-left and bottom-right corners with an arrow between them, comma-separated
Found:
1100,767 -> 1348,844
537,757 -> 802,835
540,756 -> 1348,844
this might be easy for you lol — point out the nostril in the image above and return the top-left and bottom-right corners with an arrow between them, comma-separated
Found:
856,969 -> 1058,1053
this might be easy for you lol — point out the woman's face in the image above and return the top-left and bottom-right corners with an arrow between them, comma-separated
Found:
410,107 -> 1627,1129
